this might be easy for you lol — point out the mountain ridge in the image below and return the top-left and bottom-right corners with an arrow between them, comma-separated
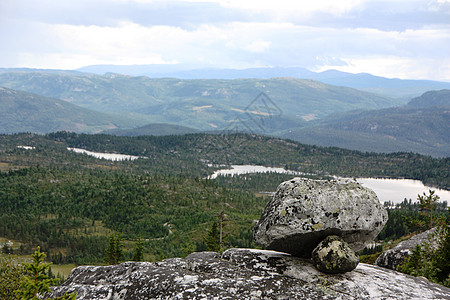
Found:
1,69 -> 448,157
0,71 -> 399,131
0,87 -> 145,134
4,66 -> 450,98
105,123 -> 199,136
282,90 -> 450,157
74,65 -> 450,98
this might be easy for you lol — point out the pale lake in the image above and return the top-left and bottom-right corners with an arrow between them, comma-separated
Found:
64,149 -> 449,205
67,147 -> 142,161
209,165 -> 450,204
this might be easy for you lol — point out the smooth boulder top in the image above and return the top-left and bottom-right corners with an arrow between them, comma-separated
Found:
253,177 -> 388,257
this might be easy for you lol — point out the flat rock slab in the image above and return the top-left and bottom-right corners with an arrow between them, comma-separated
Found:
254,177 -> 388,257
47,248 -> 450,299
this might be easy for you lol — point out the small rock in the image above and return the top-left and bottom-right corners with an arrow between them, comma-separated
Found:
253,177 -> 388,257
312,235 -> 359,274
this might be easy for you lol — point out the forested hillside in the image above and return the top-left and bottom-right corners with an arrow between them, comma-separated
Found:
282,90 -> 450,157
2,132 -> 448,187
0,167 -> 265,263
0,70 -> 397,131
0,132 -> 448,265
408,89 -> 450,107
0,87 -> 138,134
105,123 -> 199,136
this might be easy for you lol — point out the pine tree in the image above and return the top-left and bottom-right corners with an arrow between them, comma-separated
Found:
132,236 -> 144,261
418,190 -> 439,229
0,256 -> 25,300
15,246 -> 54,300
204,222 -> 220,252
397,224 -> 450,287
15,246 -> 76,300
2,243 -> 12,254
432,225 -> 450,284
104,232 -> 123,265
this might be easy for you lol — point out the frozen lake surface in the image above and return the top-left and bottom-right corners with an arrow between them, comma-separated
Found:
209,165 -> 449,204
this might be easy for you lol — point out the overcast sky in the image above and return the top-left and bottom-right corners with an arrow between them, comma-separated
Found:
1,0 -> 449,81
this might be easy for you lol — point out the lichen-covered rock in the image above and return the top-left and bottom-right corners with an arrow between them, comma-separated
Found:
375,228 -> 438,270
312,235 -> 359,274
46,248 -> 450,299
253,177 -> 388,257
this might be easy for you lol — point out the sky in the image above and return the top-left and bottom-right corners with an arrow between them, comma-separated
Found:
1,0 -> 450,81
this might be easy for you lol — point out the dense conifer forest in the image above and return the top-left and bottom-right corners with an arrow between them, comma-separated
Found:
0,132 -> 448,266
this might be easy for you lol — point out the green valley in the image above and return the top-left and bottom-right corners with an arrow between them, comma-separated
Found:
0,70 -> 398,131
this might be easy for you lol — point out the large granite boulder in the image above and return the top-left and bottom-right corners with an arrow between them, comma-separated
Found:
312,235 -> 359,274
253,177 -> 388,257
375,228 -> 438,270
47,248 -> 450,299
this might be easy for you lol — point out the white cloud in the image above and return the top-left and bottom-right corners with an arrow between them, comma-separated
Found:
242,40 -> 271,53
314,56 -> 450,80
6,18 -> 449,80
0,0 -> 449,80
27,21 -> 291,69
178,0 -> 364,15
312,25 -> 450,80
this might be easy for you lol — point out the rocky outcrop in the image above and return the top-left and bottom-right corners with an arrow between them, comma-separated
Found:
375,228 -> 437,270
312,235 -> 359,274
253,177 -> 388,258
47,248 -> 450,299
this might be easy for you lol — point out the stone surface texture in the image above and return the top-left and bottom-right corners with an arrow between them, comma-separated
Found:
312,235 -> 359,274
375,227 -> 438,270
47,248 -> 450,299
253,177 -> 388,257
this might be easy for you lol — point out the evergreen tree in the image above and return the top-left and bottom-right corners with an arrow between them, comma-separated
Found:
0,256 -> 25,300
204,222 -> 220,252
2,243 -> 13,254
132,236 -> 144,261
418,190 -> 439,229
397,224 -> 450,287
432,225 -> 450,284
104,232 -> 123,265
15,246 -> 76,300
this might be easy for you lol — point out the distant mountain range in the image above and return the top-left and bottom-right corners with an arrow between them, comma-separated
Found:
0,68 -> 448,157
0,87 -> 138,134
75,65 -> 450,98
0,70 -> 398,131
105,123 -> 199,136
282,90 -> 450,157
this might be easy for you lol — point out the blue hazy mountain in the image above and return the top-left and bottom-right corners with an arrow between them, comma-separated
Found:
76,65 -> 450,98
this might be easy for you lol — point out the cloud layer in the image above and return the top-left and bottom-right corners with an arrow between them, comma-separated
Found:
1,0 -> 449,80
